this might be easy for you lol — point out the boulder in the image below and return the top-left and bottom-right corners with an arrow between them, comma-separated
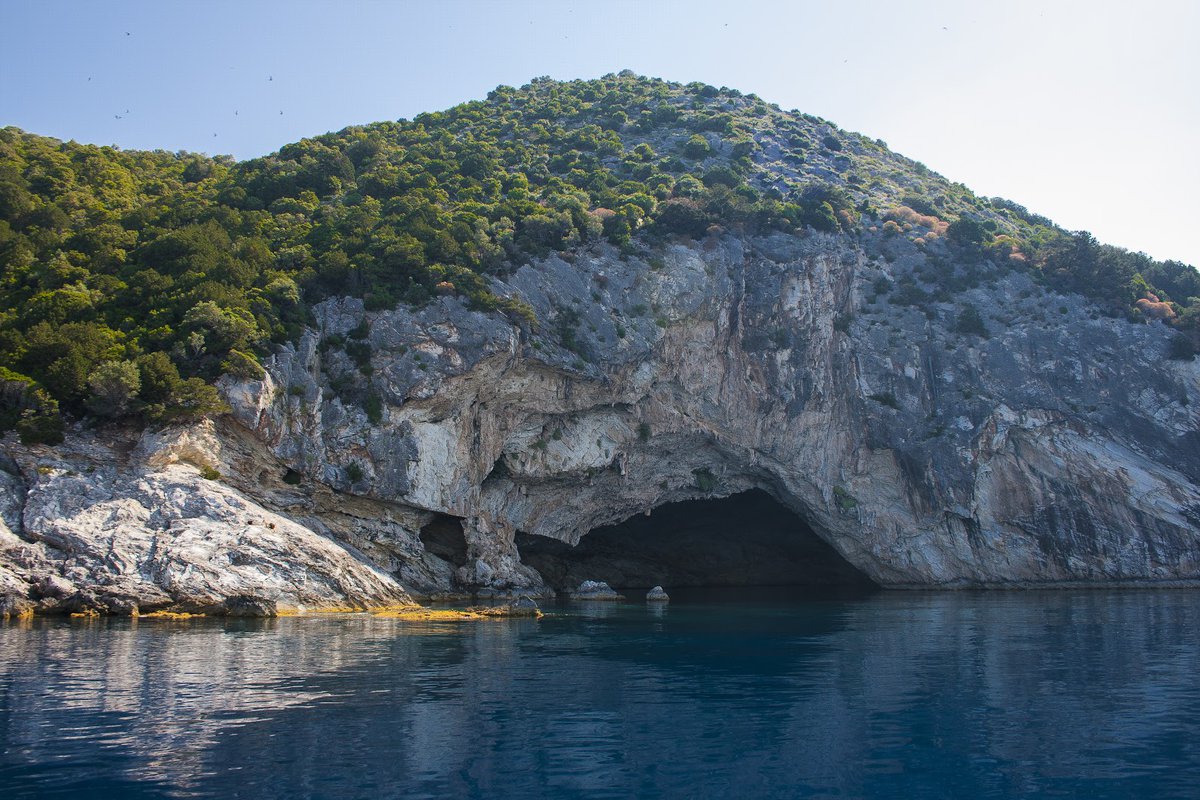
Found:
569,580 -> 624,601
508,595 -> 541,617
646,586 -> 670,602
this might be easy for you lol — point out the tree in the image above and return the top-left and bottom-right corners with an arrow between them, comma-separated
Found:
87,360 -> 140,417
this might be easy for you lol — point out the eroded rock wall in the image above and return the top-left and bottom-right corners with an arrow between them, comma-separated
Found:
225,232 -> 1200,590
3,231 -> 1198,607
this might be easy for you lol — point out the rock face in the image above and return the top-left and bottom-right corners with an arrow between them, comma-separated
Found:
3,231 -> 1199,607
0,423 -> 412,614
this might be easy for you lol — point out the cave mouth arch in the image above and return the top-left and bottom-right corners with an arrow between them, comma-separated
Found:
515,489 -> 877,594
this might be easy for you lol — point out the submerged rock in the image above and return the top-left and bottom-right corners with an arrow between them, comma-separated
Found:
646,586 -> 670,602
223,595 -> 279,618
570,580 -> 624,601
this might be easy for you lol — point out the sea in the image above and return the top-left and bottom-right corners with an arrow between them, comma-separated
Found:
2,587 -> 1198,799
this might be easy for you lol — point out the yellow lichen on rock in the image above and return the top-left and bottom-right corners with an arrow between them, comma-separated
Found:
372,605 -> 542,621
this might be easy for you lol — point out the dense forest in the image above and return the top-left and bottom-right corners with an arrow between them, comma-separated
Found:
1,72 -> 1197,443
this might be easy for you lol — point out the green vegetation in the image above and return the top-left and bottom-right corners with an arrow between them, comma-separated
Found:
1,71 -> 1196,440
692,467 -> 717,493
832,486 -> 858,512
955,304 -> 988,338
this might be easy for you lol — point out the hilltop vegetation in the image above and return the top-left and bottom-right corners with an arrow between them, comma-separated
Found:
1,71 -> 1197,442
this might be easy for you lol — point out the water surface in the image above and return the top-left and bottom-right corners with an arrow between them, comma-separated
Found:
2,588 -> 1198,798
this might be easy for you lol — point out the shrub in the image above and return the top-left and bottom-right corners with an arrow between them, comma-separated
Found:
955,304 -> 989,337
885,206 -> 948,236
652,198 -> 709,237
364,392 -> 383,424
692,467 -> 717,492
222,349 -> 265,380
947,216 -> 988,246
345,462 -> 364,483
682,134 -> 711,159
16,412 -> 64,446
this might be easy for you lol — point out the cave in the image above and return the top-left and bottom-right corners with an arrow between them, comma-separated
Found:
420,514 -> 469,568
516,489 -> 877,593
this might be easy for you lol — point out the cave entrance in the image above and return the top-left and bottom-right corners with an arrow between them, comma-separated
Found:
515,489 -> 876,593
420,513 -> 469,568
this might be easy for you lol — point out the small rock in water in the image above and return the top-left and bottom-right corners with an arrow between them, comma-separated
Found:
569,580 -> 624,601
646,586 -> 669,602
223,595 -> 278,618
508,595 -> 541,617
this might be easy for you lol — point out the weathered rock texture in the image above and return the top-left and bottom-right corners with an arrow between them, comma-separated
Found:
3,232 -> 1199,607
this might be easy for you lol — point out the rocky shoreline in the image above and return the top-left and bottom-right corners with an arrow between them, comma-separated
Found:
3,233 -> 1199,613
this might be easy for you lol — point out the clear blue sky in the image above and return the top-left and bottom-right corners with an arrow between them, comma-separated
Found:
3,0 -> 1198,267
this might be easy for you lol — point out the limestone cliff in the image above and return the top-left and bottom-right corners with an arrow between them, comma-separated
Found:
4,228 -> 1195,612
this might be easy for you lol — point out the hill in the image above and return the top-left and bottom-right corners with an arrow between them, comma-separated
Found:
1,71 -> 1197,442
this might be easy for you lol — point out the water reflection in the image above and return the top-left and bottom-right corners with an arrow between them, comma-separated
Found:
1,591 -> 1198,799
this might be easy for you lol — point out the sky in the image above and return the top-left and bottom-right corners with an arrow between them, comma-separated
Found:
2,0 -> 1198,267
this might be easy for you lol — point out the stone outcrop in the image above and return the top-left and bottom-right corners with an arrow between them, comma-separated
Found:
0,423 -> 412,614
2,231 -> 1198,608
570,581 -> 624,601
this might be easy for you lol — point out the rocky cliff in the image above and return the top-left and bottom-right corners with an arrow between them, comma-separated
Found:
4,227 -> 1197,613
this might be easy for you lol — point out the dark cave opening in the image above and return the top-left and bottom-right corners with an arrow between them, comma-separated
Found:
420,514 -> 469,568
516,489 -> 877,593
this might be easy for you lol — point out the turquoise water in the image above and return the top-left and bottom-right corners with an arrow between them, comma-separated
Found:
2,588 -> 1199,799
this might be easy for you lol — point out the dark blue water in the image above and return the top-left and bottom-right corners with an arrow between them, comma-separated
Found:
2,588 -> 1199,799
